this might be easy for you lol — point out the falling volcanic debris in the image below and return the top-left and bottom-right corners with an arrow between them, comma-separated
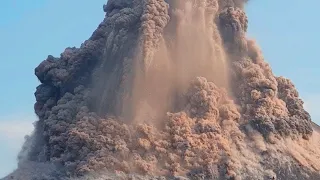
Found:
4,0 -> 320,180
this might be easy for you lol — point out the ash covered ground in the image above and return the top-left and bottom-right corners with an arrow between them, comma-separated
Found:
3,0 -> 320,180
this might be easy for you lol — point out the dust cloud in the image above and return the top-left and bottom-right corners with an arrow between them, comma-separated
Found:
3,0 -> 320,180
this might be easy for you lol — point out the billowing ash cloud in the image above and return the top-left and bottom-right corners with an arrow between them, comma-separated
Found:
4,0 -> 320,180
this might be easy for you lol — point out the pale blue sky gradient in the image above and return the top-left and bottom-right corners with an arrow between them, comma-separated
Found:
0,0 -> 319,177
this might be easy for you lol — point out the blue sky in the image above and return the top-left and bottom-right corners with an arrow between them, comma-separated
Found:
0,0 -> 319,178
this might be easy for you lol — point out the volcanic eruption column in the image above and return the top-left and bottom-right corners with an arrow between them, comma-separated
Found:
11,0 -> 320,179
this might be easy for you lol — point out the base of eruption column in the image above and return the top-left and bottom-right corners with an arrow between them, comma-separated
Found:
3,0 -> 320,180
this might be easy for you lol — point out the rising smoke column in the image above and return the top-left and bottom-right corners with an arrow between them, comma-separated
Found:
5,0 -> 320,180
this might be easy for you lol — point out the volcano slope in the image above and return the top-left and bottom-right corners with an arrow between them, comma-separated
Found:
3,0 -> 320,180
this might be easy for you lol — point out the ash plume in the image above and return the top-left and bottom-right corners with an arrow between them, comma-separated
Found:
4,0 -> 320,180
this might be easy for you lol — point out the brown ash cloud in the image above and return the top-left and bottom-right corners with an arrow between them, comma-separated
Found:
3,0 -> 320,180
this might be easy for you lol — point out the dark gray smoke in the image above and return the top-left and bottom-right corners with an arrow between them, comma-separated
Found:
3,0 -> 320,180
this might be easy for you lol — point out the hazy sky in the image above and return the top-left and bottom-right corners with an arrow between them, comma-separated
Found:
0,0 -> 319,177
